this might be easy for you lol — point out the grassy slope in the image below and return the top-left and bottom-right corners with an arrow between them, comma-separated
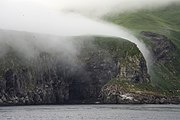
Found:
107,3 -> 180,95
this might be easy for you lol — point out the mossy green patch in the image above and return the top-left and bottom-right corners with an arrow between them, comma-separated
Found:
93,37 -> 141,57
106,78 -> 165,96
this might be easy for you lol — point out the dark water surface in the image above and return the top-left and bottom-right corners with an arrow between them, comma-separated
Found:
0,105 -> 180,120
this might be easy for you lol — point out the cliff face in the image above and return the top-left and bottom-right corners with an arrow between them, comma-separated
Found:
100,31 -> 180,104
107,3 -> 180,97
139,31 -> 180,95
1,3 -> 180,105
0,34 -> 149,105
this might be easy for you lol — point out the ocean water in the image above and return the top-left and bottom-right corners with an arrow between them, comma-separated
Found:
0,105 -> 180,120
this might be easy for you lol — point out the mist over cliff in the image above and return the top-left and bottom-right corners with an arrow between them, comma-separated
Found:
0,0 -> 179,64
0,0 -> 180,105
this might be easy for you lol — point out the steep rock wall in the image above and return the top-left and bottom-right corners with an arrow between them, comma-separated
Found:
0,36 -> 149,105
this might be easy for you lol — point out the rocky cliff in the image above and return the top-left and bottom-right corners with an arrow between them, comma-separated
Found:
0,30 -> 179,105
1,3 -> 180,105
100,31 -> 180,104
107,3 -> 180,98
0,31 -> 151,105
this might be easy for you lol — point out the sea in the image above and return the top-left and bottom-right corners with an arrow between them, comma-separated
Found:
0,104 -> 180,120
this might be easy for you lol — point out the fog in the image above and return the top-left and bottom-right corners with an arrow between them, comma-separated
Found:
32,0 -> 180,17
0,0 -> 179,68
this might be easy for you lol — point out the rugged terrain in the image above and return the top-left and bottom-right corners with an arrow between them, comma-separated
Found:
0,3 -> 180,105
107,3 -> 180,96
0,32 -> 151,105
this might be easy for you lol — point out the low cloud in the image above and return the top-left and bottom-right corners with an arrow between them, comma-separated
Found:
0,0 -> 179,67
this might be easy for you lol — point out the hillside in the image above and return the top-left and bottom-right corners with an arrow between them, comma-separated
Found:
0,3 -> 180,105
107,3 -> 180,96
0,30 -> 153,105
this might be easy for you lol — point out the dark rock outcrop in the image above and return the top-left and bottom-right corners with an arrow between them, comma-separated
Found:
140,31 -> 176,62
140,31 -> 180,95
118,55 -> 150,83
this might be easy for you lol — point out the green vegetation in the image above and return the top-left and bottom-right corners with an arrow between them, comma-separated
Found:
93,37 -> 141,57
107,79 -> 152,92
107,3 -> 180,96
106,79 -> 166,96
108,4 -> 180,32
